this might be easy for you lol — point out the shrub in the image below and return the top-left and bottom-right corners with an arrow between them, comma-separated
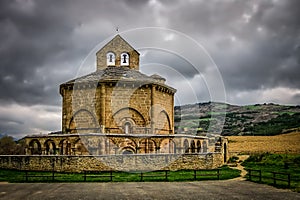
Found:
228,156 -> 239,163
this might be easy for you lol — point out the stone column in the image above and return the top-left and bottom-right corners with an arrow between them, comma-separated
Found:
100,139 -> 105,155
61,87 -> 67,134
100,83 -> 106,133
151,85 -> 156,134
171,92 -> 174,134
25,147 -> 29,155
41,148 -> 46,155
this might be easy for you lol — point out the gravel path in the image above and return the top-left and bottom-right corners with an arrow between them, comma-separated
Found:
230,155 -> 250,180
1,179 -> 299,200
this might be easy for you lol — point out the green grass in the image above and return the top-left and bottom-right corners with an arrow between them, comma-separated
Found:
207,112 -> 226,115
0,166 -> 240,183
244,105 -> 261,110
242,153 -> 300,190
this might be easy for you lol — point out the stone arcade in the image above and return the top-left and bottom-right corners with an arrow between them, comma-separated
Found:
19,35 -> 228,171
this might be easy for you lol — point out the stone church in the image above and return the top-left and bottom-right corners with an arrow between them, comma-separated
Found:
24,35 -> 227,159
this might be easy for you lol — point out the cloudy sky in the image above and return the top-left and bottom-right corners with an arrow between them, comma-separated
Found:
1,0 -> 300,138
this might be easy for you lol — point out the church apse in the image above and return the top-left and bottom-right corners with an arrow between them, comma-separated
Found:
60,34 -> 176,135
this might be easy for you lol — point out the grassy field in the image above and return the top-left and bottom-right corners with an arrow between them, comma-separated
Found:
228,132 -> 300,191
242,153 -> 300,190
228,132 -> 300,154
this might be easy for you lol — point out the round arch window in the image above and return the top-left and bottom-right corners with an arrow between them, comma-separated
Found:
122,149 -> 134,155
120,52 -> 129,66
124,122 -> 131,134
106,52 -> 116,66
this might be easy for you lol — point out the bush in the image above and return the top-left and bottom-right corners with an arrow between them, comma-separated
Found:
228,156 -> 239,163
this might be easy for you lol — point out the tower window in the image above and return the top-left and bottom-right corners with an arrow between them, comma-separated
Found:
106,52 -> 115,66
120,52 -> 129,66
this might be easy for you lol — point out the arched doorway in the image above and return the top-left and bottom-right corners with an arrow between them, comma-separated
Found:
191,140 -> 196,153
224,143 -> 227,163
29,139 -> 42,155
122,147 -> 135,155
183,139 -> 189,153
197,141 -> 201,153
44,140 -> 56,155
123,150 -> 134,155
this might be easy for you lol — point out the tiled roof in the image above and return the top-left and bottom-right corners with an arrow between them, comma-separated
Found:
61,66 -> 176,92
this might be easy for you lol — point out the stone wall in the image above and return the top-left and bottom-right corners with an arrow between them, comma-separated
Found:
106,84 -> 152,129
61,82 -> 175,134
62,87 -> 101,133
0,153 -> 224,172
154,88 -> 174,133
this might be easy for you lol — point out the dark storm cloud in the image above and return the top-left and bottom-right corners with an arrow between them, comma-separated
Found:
166,0 -> 300,93
141,50 -> 199,78
1,0 -> 300,137
0,0 -> 155,136
0,0 -> 78,105
218,0 -> 300,91
292,94 -> 300,105
0,0 -> 155,106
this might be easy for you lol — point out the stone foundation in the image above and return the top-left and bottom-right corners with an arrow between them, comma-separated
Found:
0,153 -> 224,172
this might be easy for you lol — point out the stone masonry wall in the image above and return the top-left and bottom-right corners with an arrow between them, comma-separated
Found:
61,83 -> 175,134
154,87 -> 174,133
105,84 -> 152,129
62,87 -> 101,133
0,153 -> 224,172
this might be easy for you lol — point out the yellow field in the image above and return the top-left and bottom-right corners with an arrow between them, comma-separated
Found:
228,132 -> 300,154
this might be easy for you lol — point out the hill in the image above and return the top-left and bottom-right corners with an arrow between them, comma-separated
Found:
174,102 -> 300,136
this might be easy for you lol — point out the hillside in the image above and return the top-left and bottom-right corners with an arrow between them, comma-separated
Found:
174,102 -> 300,136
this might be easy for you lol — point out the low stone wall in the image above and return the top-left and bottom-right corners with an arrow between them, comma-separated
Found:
0,153 -> 224,172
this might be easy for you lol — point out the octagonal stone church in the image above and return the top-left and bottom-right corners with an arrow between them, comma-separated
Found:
24,35 -> 227,158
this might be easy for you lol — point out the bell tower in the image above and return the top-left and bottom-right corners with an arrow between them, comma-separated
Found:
96,35 -> 140,70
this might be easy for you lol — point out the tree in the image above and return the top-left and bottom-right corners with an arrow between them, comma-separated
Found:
0,135 -> 25,155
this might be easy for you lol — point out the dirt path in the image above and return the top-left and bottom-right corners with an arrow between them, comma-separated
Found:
229,155 -> 250,180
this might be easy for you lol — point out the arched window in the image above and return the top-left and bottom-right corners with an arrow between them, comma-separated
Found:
183,139 -> 189,153
124,122 -> 131,134
29,139 -> 42,155
197,140 -> 201,153
106,52 -> 115,66
45,140 -> 56,155
191,140 -> 196,153
123,149 -> 134,155
120,52 -> 129,66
